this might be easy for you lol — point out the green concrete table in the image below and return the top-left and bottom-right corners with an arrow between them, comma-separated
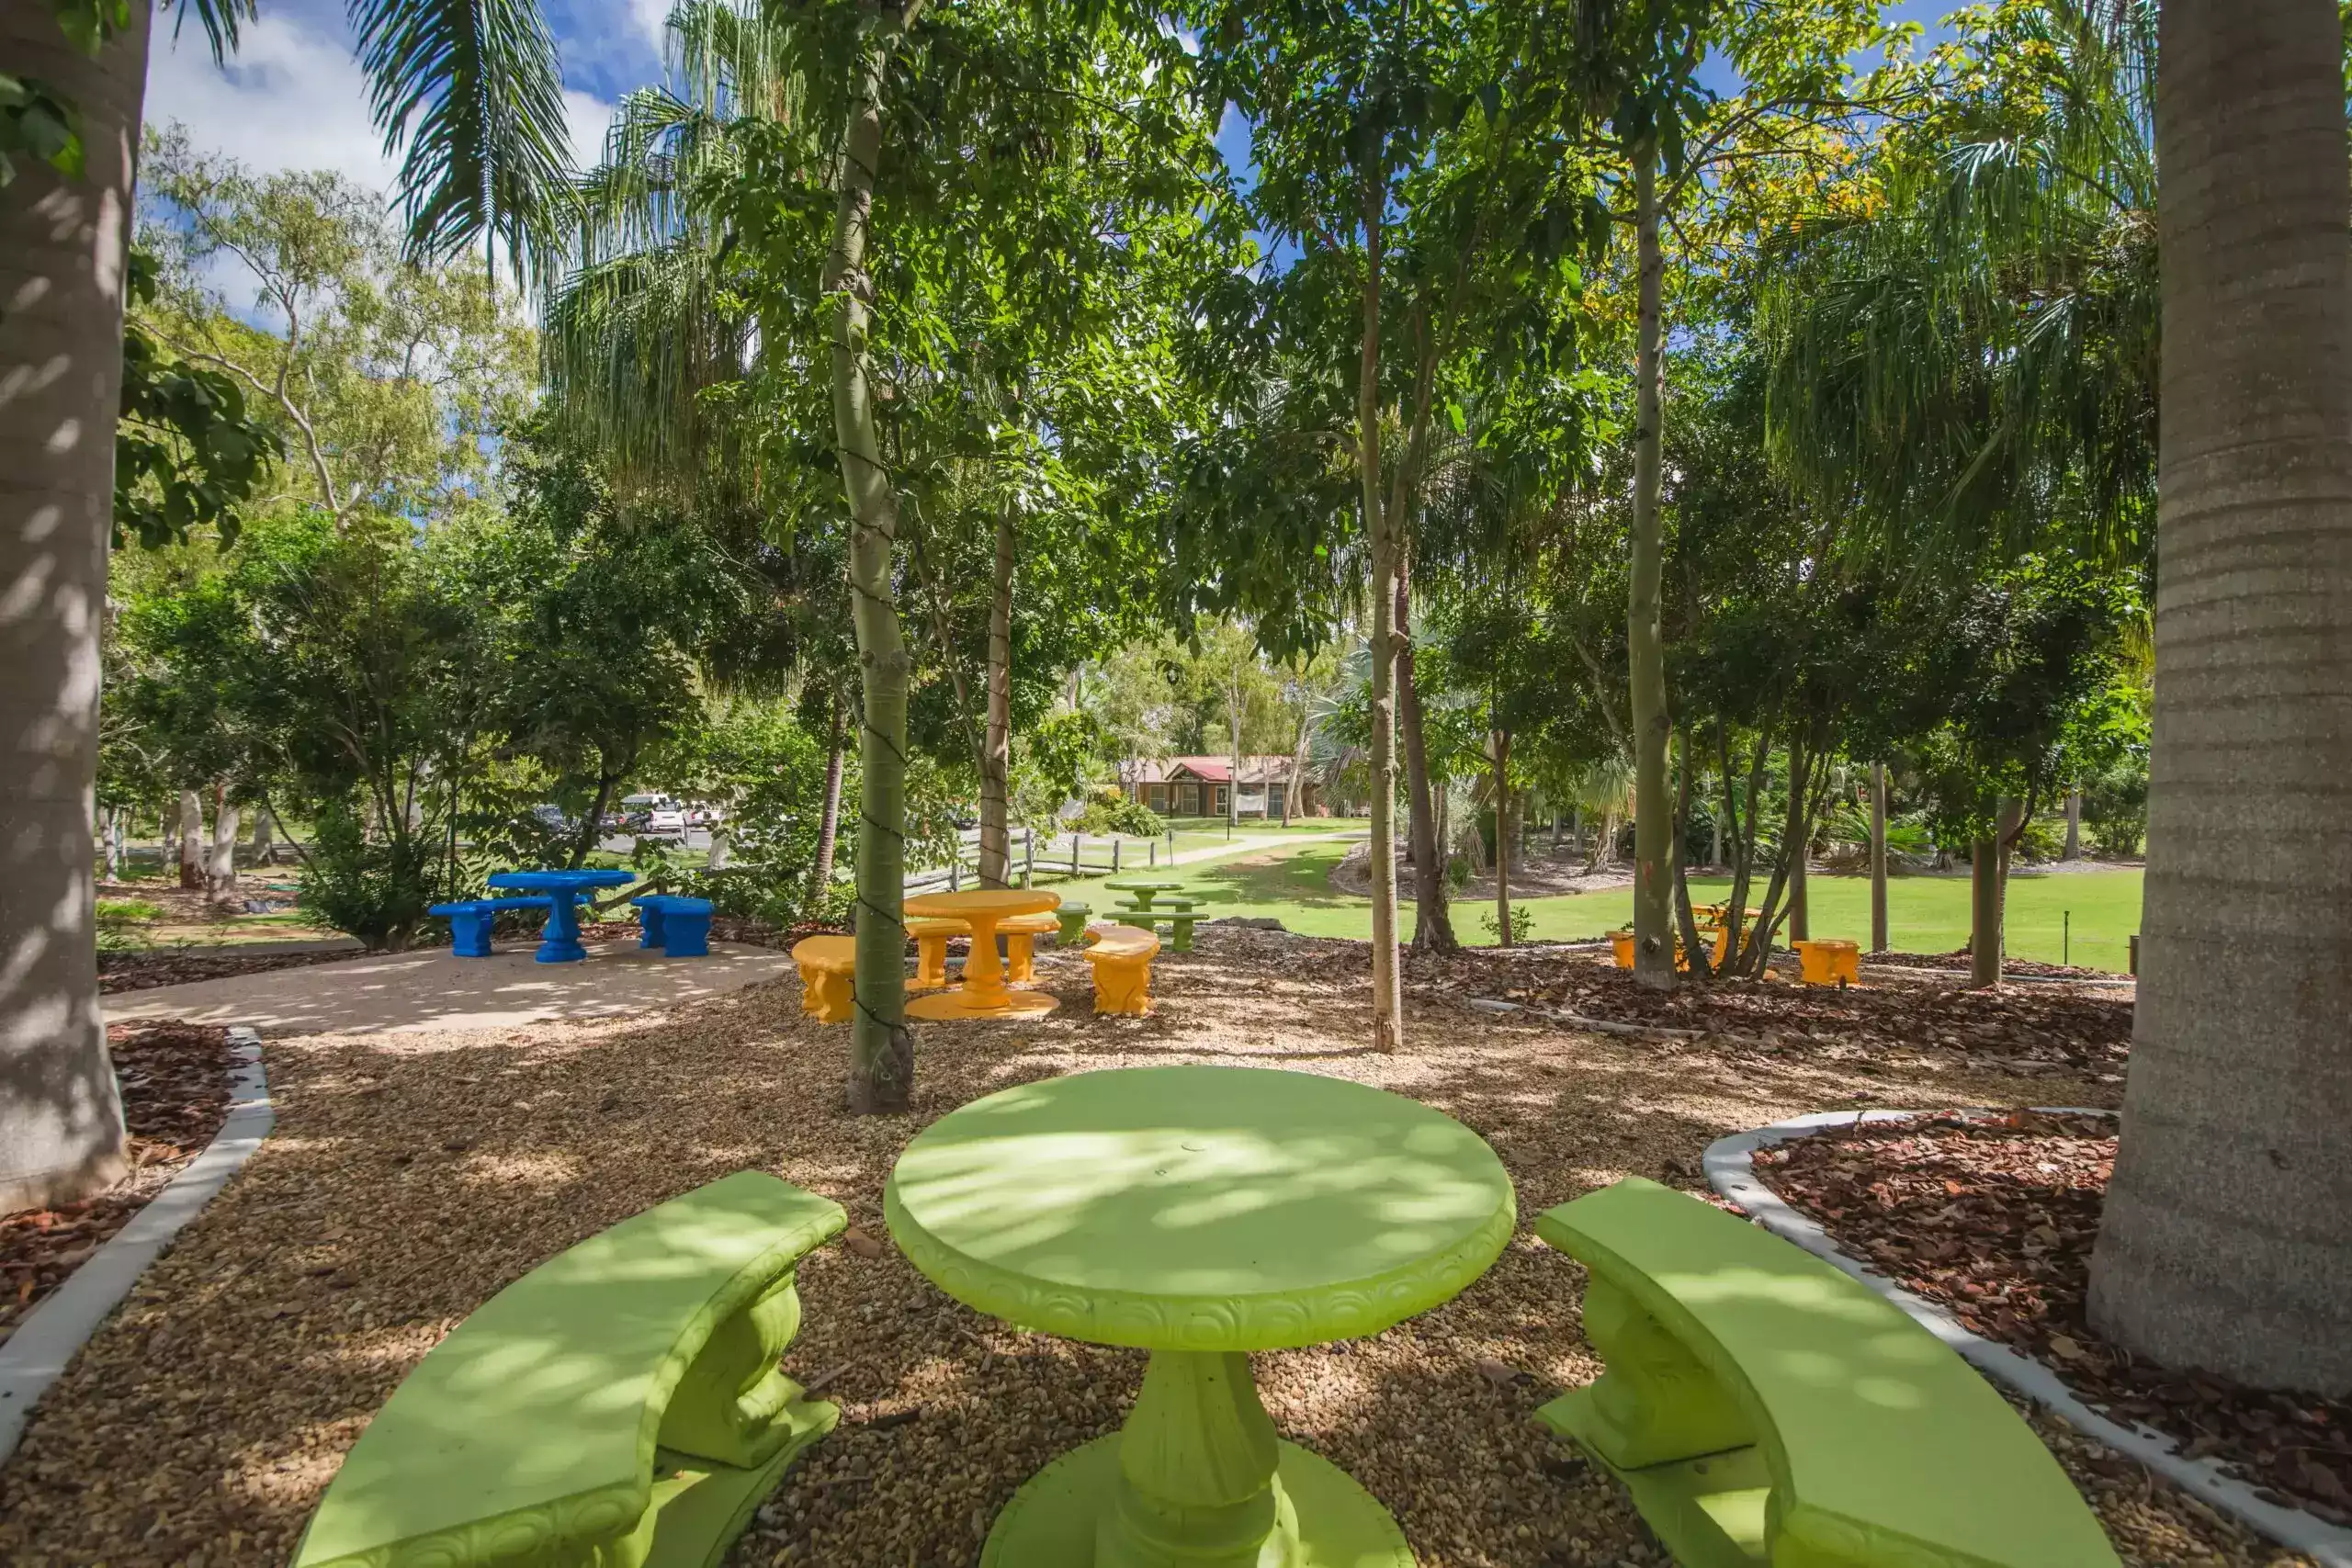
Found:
885,1065 -> 1515,1566
1103,877 -> 1186,910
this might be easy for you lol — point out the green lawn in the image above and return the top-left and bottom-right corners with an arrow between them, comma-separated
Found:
1055,838 -> 2143,972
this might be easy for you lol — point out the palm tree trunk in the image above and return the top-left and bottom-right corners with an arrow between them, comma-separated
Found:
977,502 -> 1012,887
1870,761 -> 1889,952
1627,135 -> 1674,991
1398,560 -> 1458,953
2089,0 -> 2352,1393
829,0 -> 923,1112
0,0 -> 146,1211
808,688 -> 846,910
1358,178 -> 1401,1054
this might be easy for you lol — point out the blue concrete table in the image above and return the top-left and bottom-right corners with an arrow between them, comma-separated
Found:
487,869 -> 635,963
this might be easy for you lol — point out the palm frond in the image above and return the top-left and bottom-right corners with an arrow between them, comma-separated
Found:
348,0 -> 578,284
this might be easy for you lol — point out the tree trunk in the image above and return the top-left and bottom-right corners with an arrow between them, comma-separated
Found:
2063,788 -> 2081,859
1227,663 -> 1242,832
252,807 -> 274,867
0,0 -> 146,1211
2091,1 -> 2352,1392
1397,560 -> 1458,953
1627,136 -> 1674,990
1492,729 -> 1511,946
828,0 -> 924,1112
208,785 -> 239,896
808,688 -> 846,909
1968,833 -> 2002,988
1357,178 -> 1402,1054
977,502 -> 1013,887
1870,761 -> 1889,953
1286,687 -> 1311,827
161,798 -> 178,877
1787,821 -> 1809,942
570,772 -> 616,870
1673,725 -> 1709,981
707,828 -> 731,871
179,789 -> 206,889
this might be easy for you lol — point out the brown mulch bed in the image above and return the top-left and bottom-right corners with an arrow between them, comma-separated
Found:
1,1021 -> 236,1344
1755,1111 -> 2352,1527
1867,948 -> 2128,981
1405,943 -> 2132,1077
0,931 -> 2304,1567
98,946 -> 365,995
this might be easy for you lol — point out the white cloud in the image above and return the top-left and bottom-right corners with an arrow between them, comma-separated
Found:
142,11 -> 400,190
630,0 -> 672,51
566,88 -> 619,174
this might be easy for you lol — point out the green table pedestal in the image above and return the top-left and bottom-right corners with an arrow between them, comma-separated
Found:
981,1352 -> 1409,1568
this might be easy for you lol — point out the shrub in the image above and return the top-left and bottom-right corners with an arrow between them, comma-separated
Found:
2082,760 -> 2147,858
1073,786 -> 1166,838
298,800 -> 441,950
2013,817 -> 2065,863
1480,904 -> 1533,945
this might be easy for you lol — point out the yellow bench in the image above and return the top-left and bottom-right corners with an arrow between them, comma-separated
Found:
791,935 -> 855,1024
1000,911 -> 1059,986
1080,924 -> 1159,1015
906,916 -> 969,989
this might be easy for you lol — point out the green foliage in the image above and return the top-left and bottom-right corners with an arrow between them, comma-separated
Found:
2082,757 -> 2147,858
669,702 -> 842,930
1479,902 -> 1532,945
1074,788 -> 1165,839
115,248 -> 282,549
298,799 -> 442,951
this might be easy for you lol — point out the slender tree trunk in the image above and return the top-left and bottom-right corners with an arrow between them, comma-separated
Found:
1286,689 -> 1310,827
0,0 -> 146,1210
179,788 -> 205,889
2091,0 -> 2352,1393
2063,788 -> 2081,859
808,688 -> 847,910
1491,729 -> 1511,946
1627,137 -> 1674,990
1968,833 -> 2002,988
978,503 -> 1013,887
1870,761 -> 1889,953
1357,177 -> 1401,1054
570,772 -> 616,870
1227,664 -> 1242,831
253,807 -> 274,867
161,798 -> 178,878
208,784 -> 239,896
1787,817 -> 1809,942
828,0 -> 924,1111
1398,560 -> 1458,953
707,828 -> 731,871
1673,726 -> 1709,981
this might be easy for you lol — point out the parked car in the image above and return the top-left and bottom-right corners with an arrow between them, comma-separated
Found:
619,794 -> 689,840
529,804 -> 574,836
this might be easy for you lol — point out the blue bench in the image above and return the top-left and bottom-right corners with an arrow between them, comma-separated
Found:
430,895 -> 560,957
632,894 -> 715,958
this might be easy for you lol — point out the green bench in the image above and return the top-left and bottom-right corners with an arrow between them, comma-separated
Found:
1053,899 -> 1091,943
294,1171 -> 846,1568
1534,1178 -> 2119,1568
1111,897 -> 1196,953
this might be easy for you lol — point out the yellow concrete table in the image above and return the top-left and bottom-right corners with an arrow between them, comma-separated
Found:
903,890 -> 1061,1019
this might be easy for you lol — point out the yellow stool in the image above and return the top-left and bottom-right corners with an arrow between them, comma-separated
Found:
907,916 -> 970,989
1081,923 -> 1159,1015
1000,911 -> 1060,986
791,934 -> 856,1023
1793,938 -> 1860,987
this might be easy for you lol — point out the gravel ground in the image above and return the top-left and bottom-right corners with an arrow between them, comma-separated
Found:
0,929 -> 2310,1567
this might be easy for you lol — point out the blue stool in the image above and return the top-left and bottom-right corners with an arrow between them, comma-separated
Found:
630,894 -> 715,958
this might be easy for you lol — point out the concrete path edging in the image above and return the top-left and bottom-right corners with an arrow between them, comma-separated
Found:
0,1025 -> 274,1464
1704,1109 -> 2352,1567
